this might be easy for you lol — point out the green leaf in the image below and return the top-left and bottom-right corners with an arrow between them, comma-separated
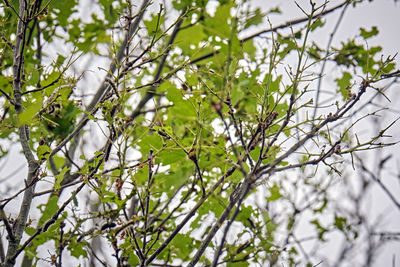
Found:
170,234 -> 194,257
138,133 -> 164,154
311,18 -> 324,31
334,214 -> 347,231
313,198 -> 328,213
43,102 -> 81,139
55,54 -> 66,66
381,62 -> 396,74
99,0 -> 121,24
266,184 -> 282,201
310,219 -> 327,241
127,253 -> 140,266
157,149 -> 186,165
68,239 -> 88,258
28,70 -> 40,86
144,13 -> 164,38
38,195 -> 59,226
54,167 -> 70,191
51,0 -> 78,27
228,261 -> 249,267
52,155 -> 65,170
231,84 -> 245,106
162,81 -> 181,102
37,144 -> 51,161
204,3 -> 233,38
18,96 -> 43,125
360,26 -> 379,39
42,71 -> 63,96
268,7 -> 281,14
159,162 -> 191,192
244,8 -> 263,29
176,25 -> 207,54
287,216 -> 295,230
261,212 -> 277,234
335,71 -> 352,100
243,39 -> 256,59
25,226 -> 36,236
0,75 -> 13,95
236,206 -> 257,228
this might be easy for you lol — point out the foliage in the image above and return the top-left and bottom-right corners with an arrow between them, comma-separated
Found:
0,0 -> 399,266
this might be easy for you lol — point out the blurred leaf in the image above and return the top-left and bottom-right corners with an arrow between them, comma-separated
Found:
68,239 -> 88,258
244,8 -> 263,29
266,184 -> 282,201
144,13 -> 164,38
18,96 -> 43,125
334,214 -> 347,231
176,25 -> 207,54
51,0 -> 78,27
360,26 -> 379,39
38,195 -> 59,226
25,226 -> 36,236
204,3 -> 233,38
310,219 -> 327,241
54,167 -> 70,191
311,18 -> 324,31
335,71 -> 352,100
37,144 -> 51,161
313,198 -> 328,213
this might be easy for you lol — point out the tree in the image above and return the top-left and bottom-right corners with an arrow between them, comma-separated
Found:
1,0 -> 399,266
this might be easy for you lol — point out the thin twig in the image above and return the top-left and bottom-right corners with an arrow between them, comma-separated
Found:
357,155 -> 400,210
313,2 -> 350,121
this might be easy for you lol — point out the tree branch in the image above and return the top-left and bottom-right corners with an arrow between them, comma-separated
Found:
4,1 -> 40,266
49,0 -> 150,159
188,179 -> 252,266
